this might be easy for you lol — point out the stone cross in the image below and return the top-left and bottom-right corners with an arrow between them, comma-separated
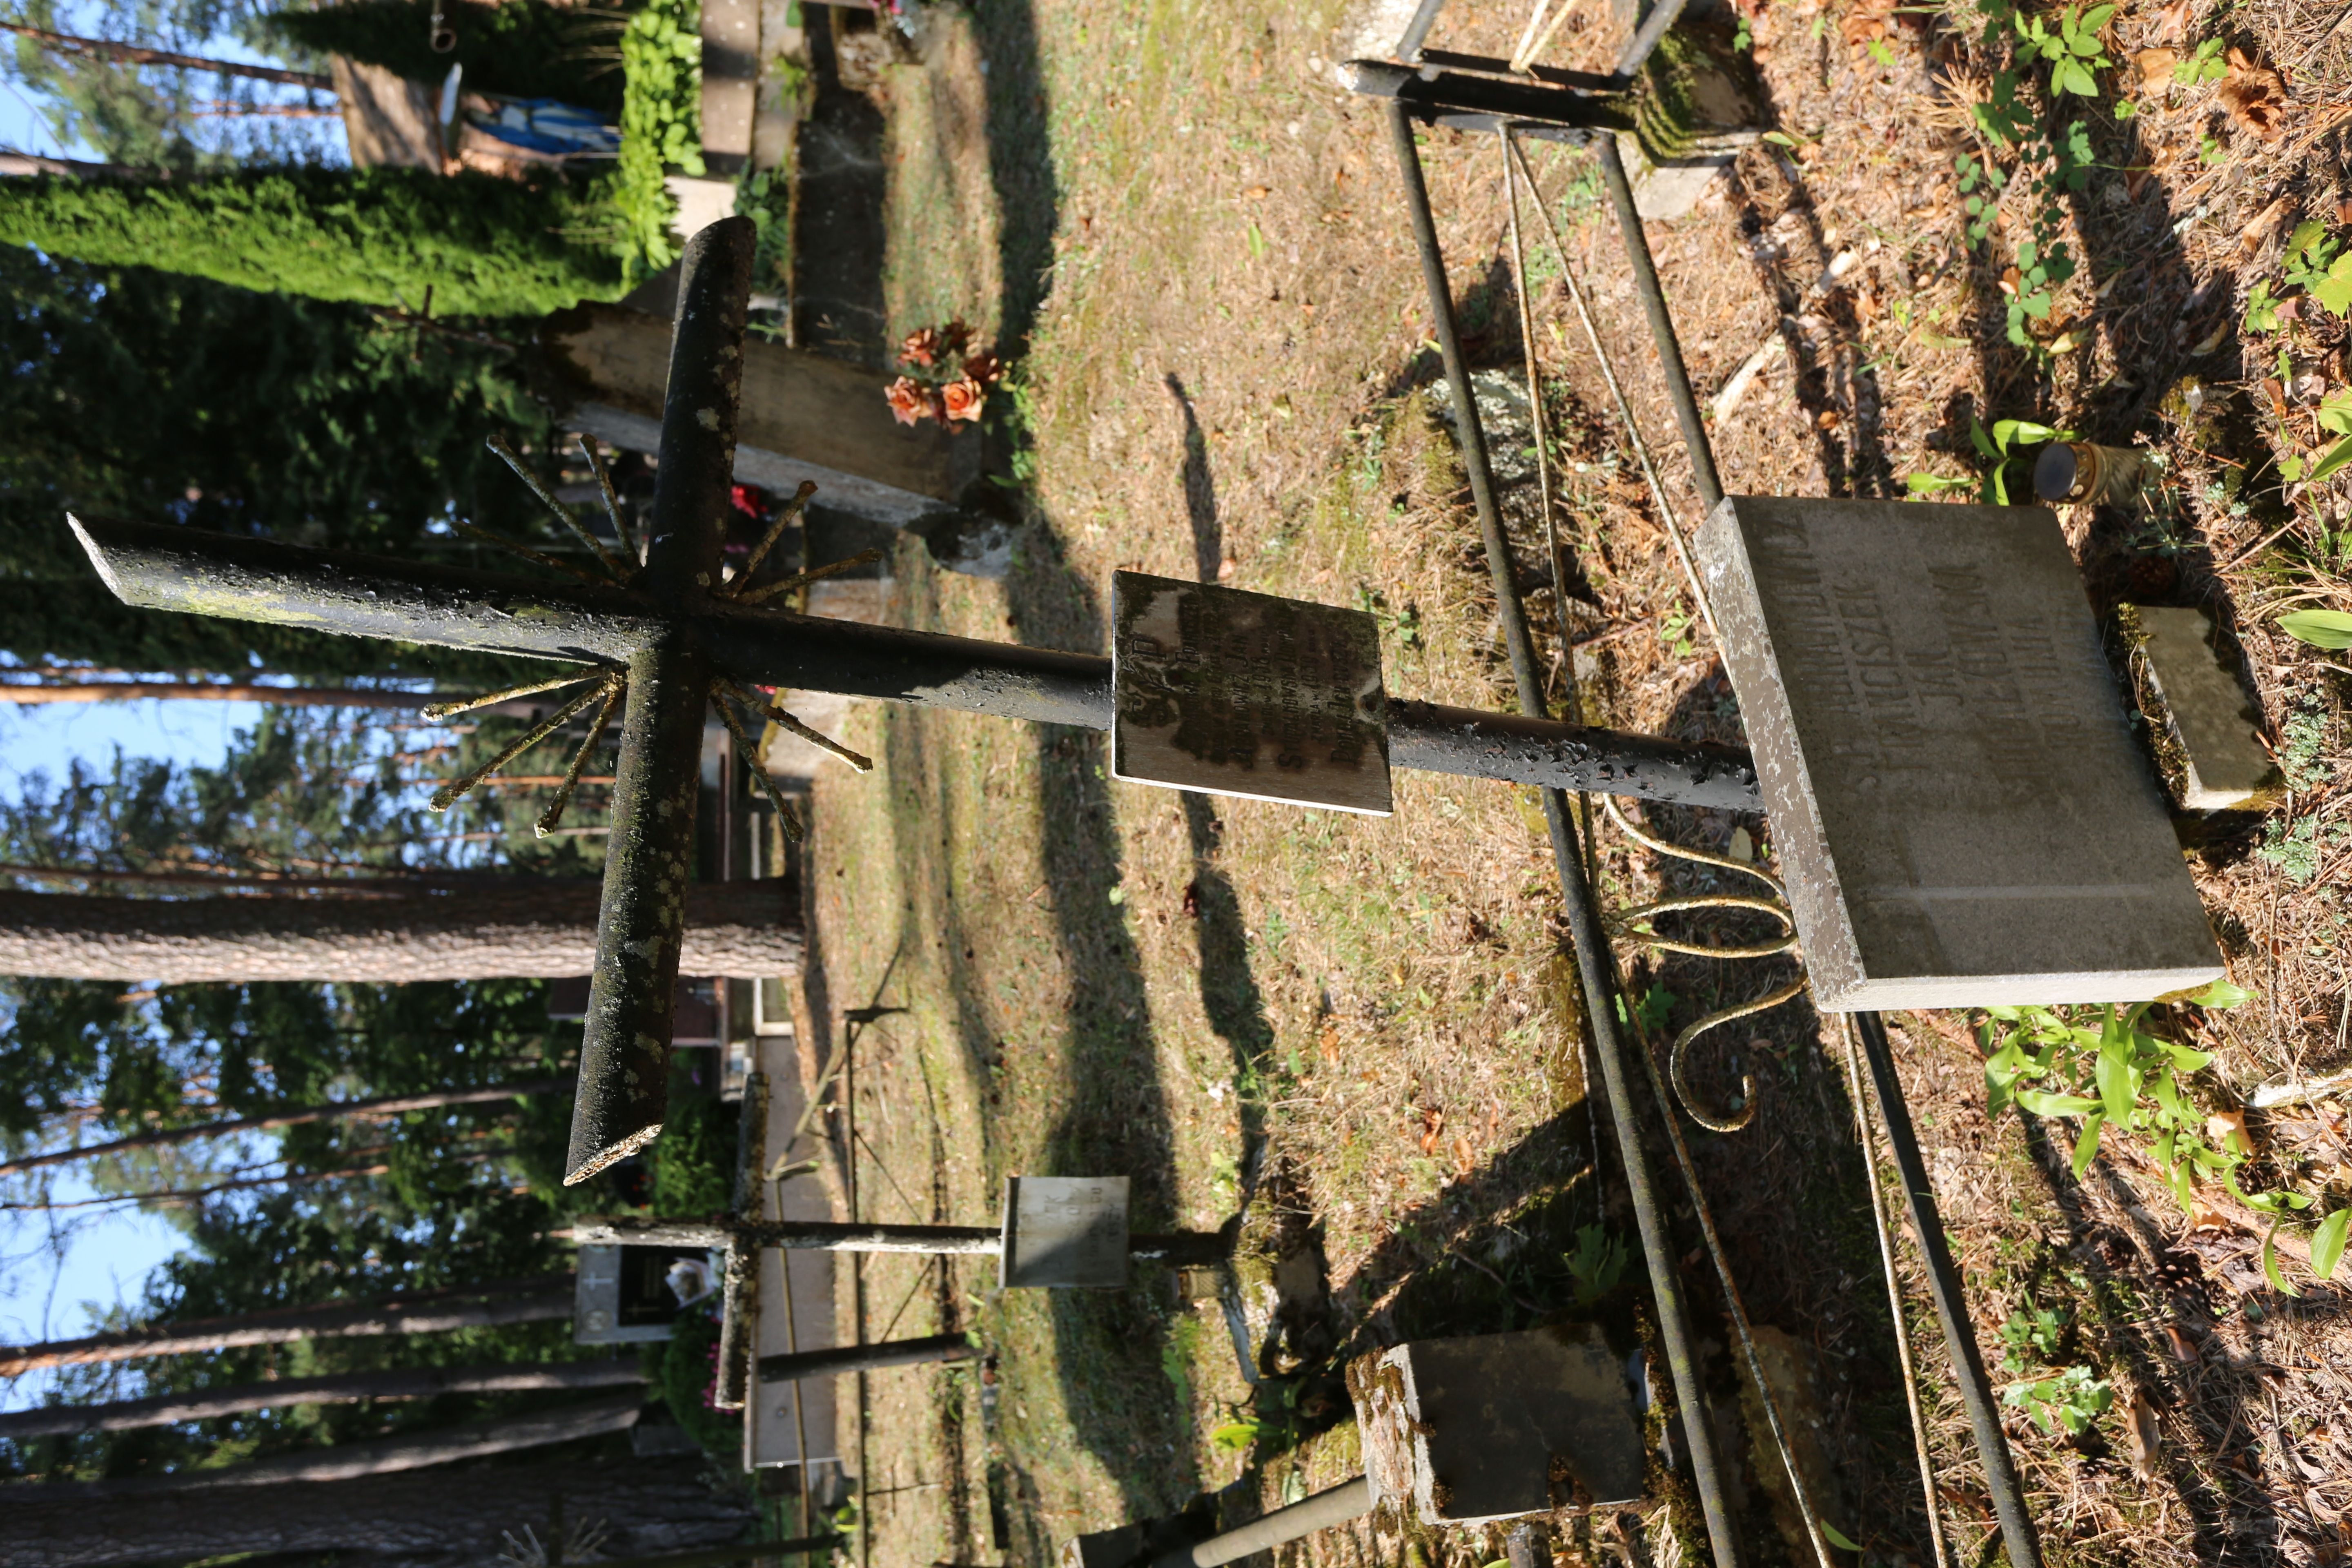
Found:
65,220 -> 1757,1188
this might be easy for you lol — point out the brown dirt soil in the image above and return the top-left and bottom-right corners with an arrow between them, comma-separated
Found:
789,1 -> 2352,1565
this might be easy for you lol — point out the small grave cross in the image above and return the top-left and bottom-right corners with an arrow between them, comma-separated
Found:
66,218 -> 1759,1189
579,1175 -> 1222,1393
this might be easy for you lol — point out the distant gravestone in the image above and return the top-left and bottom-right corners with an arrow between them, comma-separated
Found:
1350,1324 -> 1644,1524
1000,1176 -> 1131,1289
1110,572 -> 1392,815
1698,497 -> 2223,1009
2132,604 -> 2280,812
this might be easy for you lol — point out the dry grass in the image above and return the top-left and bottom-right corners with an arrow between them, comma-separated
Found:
792,1 -> 2352,1565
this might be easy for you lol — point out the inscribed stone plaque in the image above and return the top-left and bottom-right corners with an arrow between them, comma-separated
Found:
1696,497 -> 2221,1009
1000,1176 -> 1129,1289
2132,604 -> 2280,812
1110,572 -> 1391,815
1350,1323 -> 1644,1524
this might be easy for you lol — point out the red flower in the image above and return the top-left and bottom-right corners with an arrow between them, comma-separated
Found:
940,376 -> 987,424
899,327 -> 942,368
886,375 -> 935,426
962,352 -> 1004,386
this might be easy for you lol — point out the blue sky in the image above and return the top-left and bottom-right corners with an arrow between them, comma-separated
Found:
0,695 -> 275,1410
0,4 -> 348,165
0,3 -> 377,1394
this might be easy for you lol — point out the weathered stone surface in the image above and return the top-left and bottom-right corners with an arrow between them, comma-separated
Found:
1697,496 -> 2222,1009
1111,572 -> 1391,816
2132,604 -> 2280,811
1000,1176 -> 1129,1289
1348,1324 -> 1643,1526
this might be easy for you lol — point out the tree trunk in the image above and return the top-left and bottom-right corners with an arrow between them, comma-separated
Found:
0,879 -> 802,981
0,1076 -> 570,1178
0,1276 -> 575,1375
0,678 -> 553,714
0,1456 -> 751,1568
0,152 -> 166,179
0,1358 -> 644,1439
7,1390 -> 648,1499
0,23 -> 335,89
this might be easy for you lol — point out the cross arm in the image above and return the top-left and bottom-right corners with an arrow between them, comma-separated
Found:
67,515 -> 1758,809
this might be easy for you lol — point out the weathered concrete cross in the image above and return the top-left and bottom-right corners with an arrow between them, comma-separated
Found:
66,217 -> 1757,1186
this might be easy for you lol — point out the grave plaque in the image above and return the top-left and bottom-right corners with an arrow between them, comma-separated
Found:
575,1242 -> 718,1344
1697,497 -> 2223,1009
1000,1176 -> 1129,1289
1350,1323 -> 1644,1524
1110,572 -> 1391,815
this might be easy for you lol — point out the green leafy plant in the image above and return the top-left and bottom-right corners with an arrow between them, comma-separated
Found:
2245,278 -> 2282,335
2009,3 -> 2114,97
1997,1303 -> 2069,1372
1981,994 -> 2349,1288
1564,1224 -> 1628,1306
1615,984 -> 1677,1036
0,168 -> 628,316
1968,416 -> 2075,503
2278,221 -> 2352,319
1905,470 -> 1978,498
2005,1362 -> 2114,1435
614,0 -> 706,271
2280,390 -> 2352,483
1209,1418 -> 1266,1452
2172,38 -> 2229,84
2278,608 -> 2352,648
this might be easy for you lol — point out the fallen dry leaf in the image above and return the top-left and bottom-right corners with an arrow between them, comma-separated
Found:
2126,1388 -> 2163,1479
1839,0 -> 1895,48
2152,0 -> 2193,43
2241,194 -> 2299,254
2209,1107 -> 2253,1152
2135,47 -> 2178,89
1452,1134 -> 1475,1179
2163,1320 -> 2202,1361
1318,1024 -> 1343,1064
2191,1202 -> 2237,1232
2218,48 -> 2291,141
1243,185 -> 1272,200
1418,1107 -> 1445,1155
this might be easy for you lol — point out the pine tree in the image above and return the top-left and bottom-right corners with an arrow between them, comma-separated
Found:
0,245 -> 579,681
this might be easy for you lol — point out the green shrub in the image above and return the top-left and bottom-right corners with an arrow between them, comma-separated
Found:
0,168 -> 629,316
650,1302 -> 741,1459
265,0 -> 625,117
614,0 -> 704,271
650,1094 -> 739,1216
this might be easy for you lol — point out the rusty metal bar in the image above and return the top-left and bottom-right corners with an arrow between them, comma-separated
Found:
1387,94 -> 1744,1568
755,1331 -> 973,1385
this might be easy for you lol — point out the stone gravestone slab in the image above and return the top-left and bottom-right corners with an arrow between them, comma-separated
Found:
1697,497 -> 2223,1009
1000,1176 -> 1130,1289
2132,604 -> 2280,812
1349,1323 -> 1644,1524
1111,571 -> 1391,815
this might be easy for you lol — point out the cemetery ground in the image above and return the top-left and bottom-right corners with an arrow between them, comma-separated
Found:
779,1 -> 2350,1565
